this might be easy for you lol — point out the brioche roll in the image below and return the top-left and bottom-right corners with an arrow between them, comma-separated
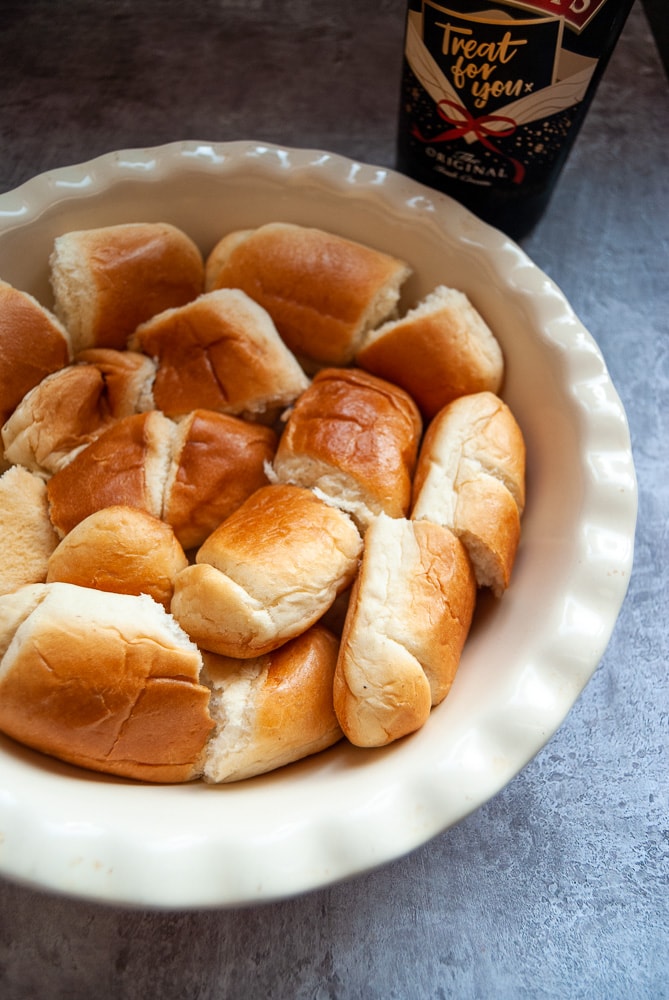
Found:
0,583 -> 213,782
46,506 -> 188,608
0,466 -> 59,596
162,409 -> 277,550
2,350 -> 156,477
171,484 -> 363,657
356,285 -> 504,420
45,408 -> 277,547
0,280 -> 71,425
75,347 -> 157,414
272,367 -> 422,531
129,288 -> 309,422
49,222 -> 204,353
411,392 -> 526,596
333,514 -> 476,748
201,625 -> 342,782
205,222 -> 411,369
46,410 -> 175,537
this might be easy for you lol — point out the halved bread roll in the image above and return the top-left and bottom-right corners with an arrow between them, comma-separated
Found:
46,506 -> 188,609
0,466 -> 60,596
272,367 -> 422,531
205,222 -> 411,369
45,409 -> 277,548
356,285 -> 504,420
0,280 -> 71,425
129,288 -> 310,422
2,350 -> 156,477
411,391 -> 526,596
75,347 -> 157,413
49,222 -> 204,353
201,625 -> 342,782
46,410 -> 175,537
171,484 -> 363,657
162,410 -> 278,550
333,513 -> 476,748
0,583 -> 213,783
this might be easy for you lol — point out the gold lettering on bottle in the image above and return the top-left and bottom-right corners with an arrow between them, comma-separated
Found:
437,21 -> 529,110
439,22 -> 527,64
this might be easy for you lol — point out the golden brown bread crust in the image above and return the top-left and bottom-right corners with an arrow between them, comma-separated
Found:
0,466 -> 59,596
448,475 -> 521,596
333,514 -> 476,747
171,484 -> 363,657
3,366 -> 117,477
46,506 -> 188,608
1,350 -> 156,477
201,625 -> 342,782
129,288 -> 309,421
272,367 -> 422,530
45,408 -> 277,549
204,229 -> 252,286
0,221 -> 530,782
46,411 -> 173,537
411,391 -> 526,596
49,222 -> 204,353
205,222 -> 411,368
355,286 -> 504,421
74,347 -> 156,415
0,583 -> 213,783
162,410 -> 277,550
0,280 -> 71,424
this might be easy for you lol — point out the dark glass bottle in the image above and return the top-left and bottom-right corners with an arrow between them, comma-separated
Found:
396,0 -> 635,239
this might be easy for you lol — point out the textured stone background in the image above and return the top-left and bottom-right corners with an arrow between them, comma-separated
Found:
0,3 -> 667,998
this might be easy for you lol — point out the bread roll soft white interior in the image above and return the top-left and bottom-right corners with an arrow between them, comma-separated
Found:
333,513 -> 476,748
201,625 -> 342,782
0,467 -> 60,596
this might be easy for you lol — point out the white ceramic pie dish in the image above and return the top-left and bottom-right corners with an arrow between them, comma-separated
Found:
0,140 -> 637,908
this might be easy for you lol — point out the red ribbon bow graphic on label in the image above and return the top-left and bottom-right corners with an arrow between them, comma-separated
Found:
412,99 -> 526,185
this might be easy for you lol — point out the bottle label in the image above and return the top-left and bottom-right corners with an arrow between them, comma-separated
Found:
502,1 -> 609,34
401,0 -> 612,191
